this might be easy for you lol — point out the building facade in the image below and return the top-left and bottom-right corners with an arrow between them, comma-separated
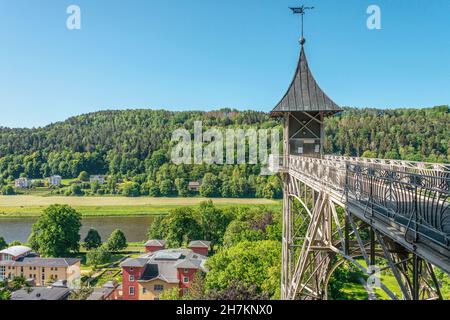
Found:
0,246 -> 81,288
90,175 -> 106,185
187,181 -> 201,192
144,240 -> 166,253
120,246 -> 208,300
14,177 -> 31,189
188,241 -> 211,256
48,175 -> 62,187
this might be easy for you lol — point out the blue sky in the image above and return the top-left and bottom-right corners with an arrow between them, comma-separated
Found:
0,0 -> 449,128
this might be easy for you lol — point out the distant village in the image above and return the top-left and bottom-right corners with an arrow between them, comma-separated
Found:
14,174 -> 106,189
10,174 -> 203,197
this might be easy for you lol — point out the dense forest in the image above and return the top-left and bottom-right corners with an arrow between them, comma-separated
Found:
325,105 -> 449,163
0,106 -> 448,198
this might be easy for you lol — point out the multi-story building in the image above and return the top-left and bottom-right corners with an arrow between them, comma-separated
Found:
120,244 -> 209,300
14,177 -> 31,189
47,175 -> 62,187
0,246 -> 81,288
89,175 -> 106,185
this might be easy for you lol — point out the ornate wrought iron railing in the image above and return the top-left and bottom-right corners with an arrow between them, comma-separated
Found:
276,155 -> 450,251
346,163 -> 450,248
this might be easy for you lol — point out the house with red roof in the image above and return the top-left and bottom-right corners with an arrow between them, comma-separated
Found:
119,241 -> 209,300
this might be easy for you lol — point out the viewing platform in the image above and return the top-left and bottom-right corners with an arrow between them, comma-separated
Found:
271,154 -> 450,274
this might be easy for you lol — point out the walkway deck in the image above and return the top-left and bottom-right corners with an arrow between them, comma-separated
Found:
275,155 -> 450,273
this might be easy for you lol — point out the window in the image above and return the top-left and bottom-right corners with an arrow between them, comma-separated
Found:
154,284 -> 164,292
129,268 -> 134,272
142,288 -> 147,294
183,268 -> 189,274
129,275 -> 135,282
183,277 -> 189,284
0,266 -> 5,278
129,286 -> 135,296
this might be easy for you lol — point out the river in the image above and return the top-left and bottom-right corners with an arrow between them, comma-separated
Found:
0,216 -> 156,243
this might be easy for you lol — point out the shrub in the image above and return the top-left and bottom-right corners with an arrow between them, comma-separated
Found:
84,229 -> 102,250
86,245 -> 111,267
106,229 -> 127,251
1,186 -> 15,195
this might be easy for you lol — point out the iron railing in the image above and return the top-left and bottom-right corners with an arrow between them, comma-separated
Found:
274,154 -> 450,250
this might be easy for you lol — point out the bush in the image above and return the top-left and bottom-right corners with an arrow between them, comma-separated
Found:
1,186 -> 15,195
159,179 -> 173,196
70,184 -> 83,196
106,229 -> 127,251
205,240 -> 281,299
159,287 -> 182,300
199,173 -> 219,197
84,229 -> 102,250
78,171 -> 89,182
8,240 -> 22,247
0,237 -> 7,250
86,245 -> 111,267
122,182 -> 140,197
147,181 -> 160,197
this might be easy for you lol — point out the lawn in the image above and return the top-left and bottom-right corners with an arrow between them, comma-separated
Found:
0,195 -> 281,217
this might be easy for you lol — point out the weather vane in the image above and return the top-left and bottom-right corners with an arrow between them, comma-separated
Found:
289,5 -> 314,45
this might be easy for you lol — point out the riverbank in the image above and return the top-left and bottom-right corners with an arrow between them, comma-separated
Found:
0,195 -> 281,217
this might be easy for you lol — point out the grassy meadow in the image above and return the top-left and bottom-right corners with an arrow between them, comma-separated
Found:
0,195 -> 281,217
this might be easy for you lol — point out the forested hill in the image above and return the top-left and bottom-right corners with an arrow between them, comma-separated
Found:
325,105 -> 449,163
0,109 -> 272,158
0,106 -> 448,197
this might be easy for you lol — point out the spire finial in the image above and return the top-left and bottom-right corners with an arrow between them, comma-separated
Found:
290,5 -> 314,45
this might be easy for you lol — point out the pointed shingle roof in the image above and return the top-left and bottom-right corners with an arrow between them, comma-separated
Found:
271,46 -> 342,116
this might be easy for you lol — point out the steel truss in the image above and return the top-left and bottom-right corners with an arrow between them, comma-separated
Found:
282,174 -> 446,300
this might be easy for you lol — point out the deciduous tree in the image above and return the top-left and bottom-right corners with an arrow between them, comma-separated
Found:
205,240 -> 281,299
0,237 -> 7,250
28,205 -> 82,257
84,228 -> 102,250
106,229 -> 127,251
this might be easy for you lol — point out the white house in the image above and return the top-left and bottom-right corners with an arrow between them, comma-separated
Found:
14,177 -> 31,189
48,175 -> 62,187
90,175 -> 106,185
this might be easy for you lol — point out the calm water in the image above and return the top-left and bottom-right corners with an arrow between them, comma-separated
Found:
0,216 -> 156,243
